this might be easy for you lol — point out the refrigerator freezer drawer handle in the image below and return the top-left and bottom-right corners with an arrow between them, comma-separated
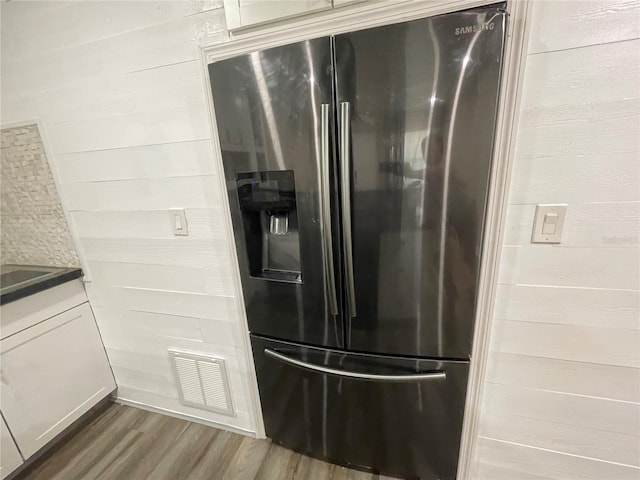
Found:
340,101 -> 357,318
264,349 -> 446,382
320,103 -> 339,315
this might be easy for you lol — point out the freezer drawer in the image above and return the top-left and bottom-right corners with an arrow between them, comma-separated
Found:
251,335 -> 469,480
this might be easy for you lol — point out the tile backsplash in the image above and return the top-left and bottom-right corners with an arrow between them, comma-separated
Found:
1,124 -> 80,267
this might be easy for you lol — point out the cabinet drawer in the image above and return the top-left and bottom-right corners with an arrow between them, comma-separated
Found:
1,279 -> 87,340
1,303 -> 116,459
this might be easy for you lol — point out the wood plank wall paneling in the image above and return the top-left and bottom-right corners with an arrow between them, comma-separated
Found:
86,261 -> 234,295
472,0 -> 640,478
55,140 -> 217,183
527,0 -> 640,54
0,0 -> 258,435
87,286 -> 237,323
48,104 -> 213,154
498,246 -> 640,289
1,8 -> 228,97
485,352 -> 640,403
476,437 -> 640,480
521,39 -> 640,108
503,202 -> 640,248
494,284 -> 640,330
63,176 -> 222,211
71,209 -> 228,240
0,1 -> 224,63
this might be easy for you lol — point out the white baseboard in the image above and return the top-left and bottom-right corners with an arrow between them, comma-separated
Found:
113,396 -> 259,439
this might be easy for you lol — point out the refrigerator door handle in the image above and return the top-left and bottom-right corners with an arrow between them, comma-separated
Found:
339,101 -> 357,318
264,348 -> 447,382
320,103 -> 339,316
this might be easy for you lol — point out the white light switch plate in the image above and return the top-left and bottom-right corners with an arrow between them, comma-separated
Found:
531,204 -> 567,244
171,209 -> 189,236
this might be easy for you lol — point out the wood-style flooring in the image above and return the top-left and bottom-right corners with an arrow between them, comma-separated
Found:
16,403 -> 399,480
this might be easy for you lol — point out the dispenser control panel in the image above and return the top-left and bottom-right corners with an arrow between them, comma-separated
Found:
237,171 -> 296,212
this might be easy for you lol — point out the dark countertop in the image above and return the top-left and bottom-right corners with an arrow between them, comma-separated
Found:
0,265 -> 83,305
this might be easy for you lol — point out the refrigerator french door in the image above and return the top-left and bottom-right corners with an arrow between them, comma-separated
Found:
209,37 -> 344,349
209,4 -> 506,479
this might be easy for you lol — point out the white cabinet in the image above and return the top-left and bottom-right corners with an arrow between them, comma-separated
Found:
0,302 -> 116,459
0,415 -> 23,480
224,0 -> 332,30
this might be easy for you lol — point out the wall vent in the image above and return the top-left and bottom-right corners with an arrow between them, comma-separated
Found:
168,349 -> 235,416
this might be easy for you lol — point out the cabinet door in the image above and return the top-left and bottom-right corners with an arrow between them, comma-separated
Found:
0,415 -> 23,479
224,0 -> 331,30
0,303 -> 116,459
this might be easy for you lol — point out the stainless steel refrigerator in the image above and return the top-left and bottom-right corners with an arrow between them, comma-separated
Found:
209,4 -> 506,479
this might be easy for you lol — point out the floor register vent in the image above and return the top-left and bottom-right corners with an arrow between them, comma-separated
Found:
169,349 -> 235,416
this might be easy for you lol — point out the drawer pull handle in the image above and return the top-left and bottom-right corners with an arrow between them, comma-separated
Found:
264,349 -> 446,382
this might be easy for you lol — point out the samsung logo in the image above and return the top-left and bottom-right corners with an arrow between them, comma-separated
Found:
454,22 -> 495,35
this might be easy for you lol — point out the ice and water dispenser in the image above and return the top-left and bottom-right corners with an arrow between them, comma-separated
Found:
236,171 -> 302,283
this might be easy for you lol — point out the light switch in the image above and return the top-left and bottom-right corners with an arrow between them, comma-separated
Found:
541,213 -> 558,234
531,204 -> 567,244
171,209 -> 189,236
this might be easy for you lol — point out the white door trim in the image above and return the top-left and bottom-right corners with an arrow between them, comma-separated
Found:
198,0 -> 532,473
456,1 -> 533,477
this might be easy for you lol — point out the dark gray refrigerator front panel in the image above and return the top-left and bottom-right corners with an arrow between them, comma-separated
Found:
251,335 -> 469,480
209,38 -> 344,348
334,5 -> 507,359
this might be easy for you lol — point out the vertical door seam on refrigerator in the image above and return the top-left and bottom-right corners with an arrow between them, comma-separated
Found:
329,35 -> 350,349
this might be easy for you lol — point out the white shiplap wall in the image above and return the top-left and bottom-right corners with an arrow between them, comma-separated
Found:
0,1 -> 259,434
471,1 -> 640,478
